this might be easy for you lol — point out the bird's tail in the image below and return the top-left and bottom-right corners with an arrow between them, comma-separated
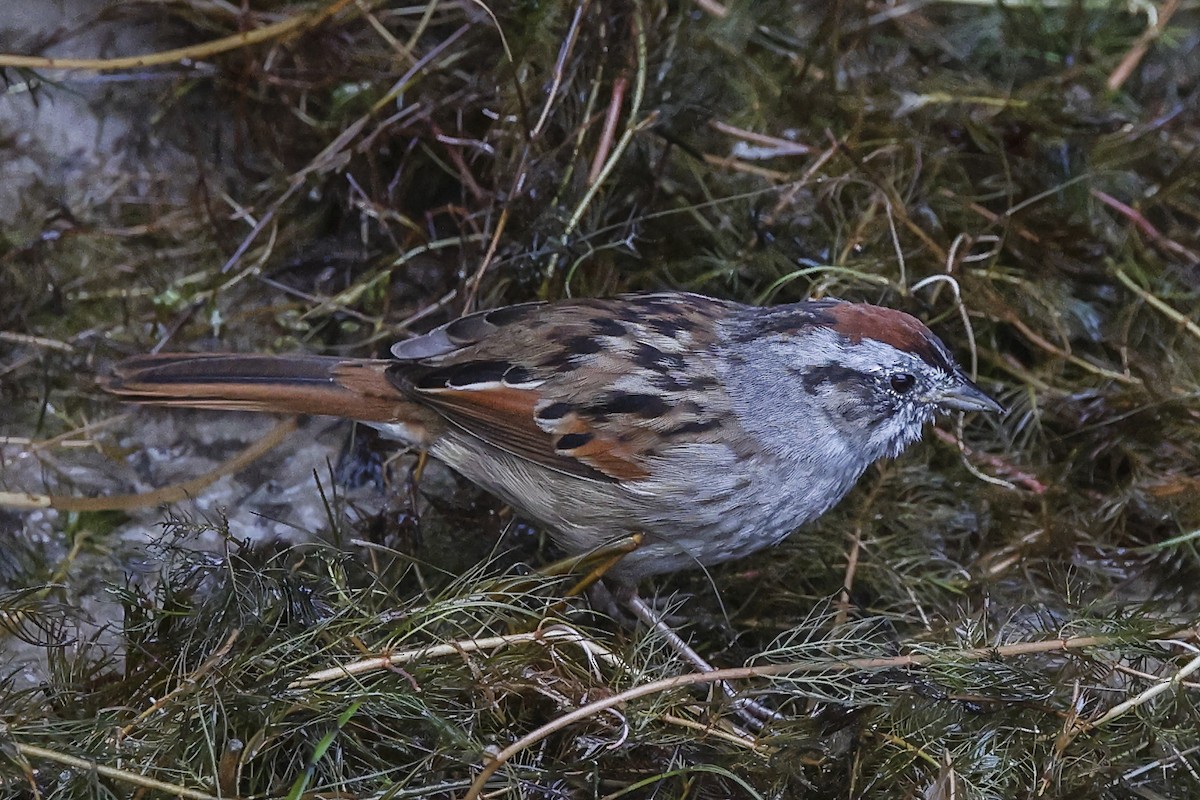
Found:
101,353 -> 409,424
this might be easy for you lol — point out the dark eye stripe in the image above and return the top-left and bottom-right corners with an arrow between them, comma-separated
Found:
797,364 -> 864,396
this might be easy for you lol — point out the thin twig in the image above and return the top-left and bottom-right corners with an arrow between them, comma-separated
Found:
462,630 -> 1175,799
0,418 -> 296,511
1107,0 -> 1183,91
0,0 -> 355,71
291,625 -> 623,688
14,744 -> 221,800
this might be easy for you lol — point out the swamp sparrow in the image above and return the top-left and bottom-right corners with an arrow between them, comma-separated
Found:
103,291 -> 1002,583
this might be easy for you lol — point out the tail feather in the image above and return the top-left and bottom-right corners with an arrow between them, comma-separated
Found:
102,353 -> 408,423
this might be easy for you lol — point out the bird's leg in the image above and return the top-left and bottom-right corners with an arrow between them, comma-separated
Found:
560,534 -> 645,599
548,538 -> 781,726
615,586 -> 783,728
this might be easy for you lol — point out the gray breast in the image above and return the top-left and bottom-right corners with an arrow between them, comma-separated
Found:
429,428 -> 868,583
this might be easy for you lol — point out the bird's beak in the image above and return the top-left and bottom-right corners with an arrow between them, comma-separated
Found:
933,376 -> 1004,414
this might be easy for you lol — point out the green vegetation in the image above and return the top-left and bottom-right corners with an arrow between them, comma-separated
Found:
2,1 -> 1199,797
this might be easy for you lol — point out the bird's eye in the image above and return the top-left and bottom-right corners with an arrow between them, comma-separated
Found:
889,373 -> 916,394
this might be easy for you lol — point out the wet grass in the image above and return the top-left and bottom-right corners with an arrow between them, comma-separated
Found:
2,1 -> 1199,797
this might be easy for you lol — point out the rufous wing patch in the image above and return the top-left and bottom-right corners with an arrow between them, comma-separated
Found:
556,431 -> 649,481
414,383 -> 648,482
537,400 -> 652,482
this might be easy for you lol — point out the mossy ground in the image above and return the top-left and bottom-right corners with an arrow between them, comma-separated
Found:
2,2 -> 1199,798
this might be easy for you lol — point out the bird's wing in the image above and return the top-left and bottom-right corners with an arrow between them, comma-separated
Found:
387,293 -> 742,482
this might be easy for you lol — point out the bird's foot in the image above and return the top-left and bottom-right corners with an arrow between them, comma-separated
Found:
620,589 -> 783,729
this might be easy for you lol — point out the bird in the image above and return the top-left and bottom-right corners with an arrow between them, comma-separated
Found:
102,291 -> 1002,584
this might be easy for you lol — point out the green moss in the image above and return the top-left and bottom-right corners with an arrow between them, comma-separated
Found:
2,1 -> 1199,797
